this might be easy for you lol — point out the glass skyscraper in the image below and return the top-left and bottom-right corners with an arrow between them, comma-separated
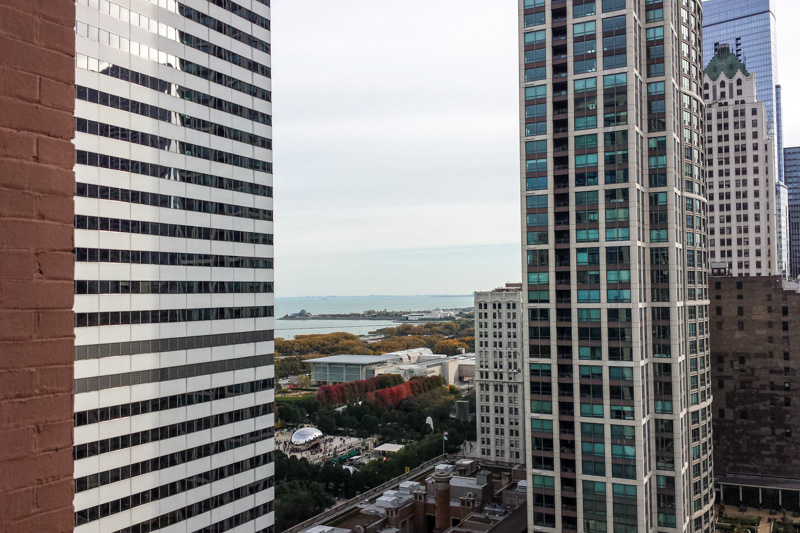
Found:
702,0 -> 788,275
702,0 -> 779,147
785,147 -> 800,279
520,0 -> 713,531
72,0 -> 275,531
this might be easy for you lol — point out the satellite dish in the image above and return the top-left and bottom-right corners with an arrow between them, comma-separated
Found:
425,416 -> 434,431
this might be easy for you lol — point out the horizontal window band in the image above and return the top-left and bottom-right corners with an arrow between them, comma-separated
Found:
75,118 -> 272,173
75,329 -> 274,361
75,355 -> 273,393
176,2 -> 270,50
76,151 -> 272,197
135,0 -> 271,33
74,427 -> 273,493
110,478 -> 274,533
207,500 -> 275,533
74,306 -> 274,329
76,86 -> 272,149
75,451 -> 273,526
75,280 -> 274,296
76,50 -> 270,105
73,402 -> 274,460
75,182 -> 273,222
75,378 -> 274,427
74,247 -> 273,270
184,0 -> 270,31
73,215 -> 273,245
76,16 -> 270,78
76,54 -> 271,117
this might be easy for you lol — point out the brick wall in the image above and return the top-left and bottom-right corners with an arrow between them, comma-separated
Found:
0,1 -> 75,531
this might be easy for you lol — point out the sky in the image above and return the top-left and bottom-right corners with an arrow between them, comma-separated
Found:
271,0 -> 800,297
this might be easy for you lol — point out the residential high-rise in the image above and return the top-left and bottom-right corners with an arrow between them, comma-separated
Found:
474,284 -> 525,463
703,47 -> 777,276
709,274 -> 800,512
520,0 -> 713,532
702,0 -> 789,276
72,1 -> 275,531
785,147 -> 800,280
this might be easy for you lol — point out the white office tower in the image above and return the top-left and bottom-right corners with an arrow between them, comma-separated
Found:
474,284 -> 525,463
72,0 -> 275,531
704,45 -> 778,276
519,0 -> 714,532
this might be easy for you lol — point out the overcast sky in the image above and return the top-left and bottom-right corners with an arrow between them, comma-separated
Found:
271,0 -> 800,297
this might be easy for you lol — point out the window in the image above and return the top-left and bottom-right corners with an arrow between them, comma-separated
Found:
602,15 -> 626,33
574,77 -> 598,92
646,7 -> 664,22
602,0 -> 625,12
526,176 -> 547,191
574,1 -> 596,18
575,134 -> 598,149
575,115 -> 598,130
574,21 -> 597,37
524,12 -> 546,28
575,58 -> 597,74
646,26 -> 664,41
574,40 -> 597,55
524,30 -> 546,45
525,85 -> 547,100
576,153 -> 598,168
647,81 -> 665,96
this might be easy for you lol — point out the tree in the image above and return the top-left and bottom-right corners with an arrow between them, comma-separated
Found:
275,480 -> 335,531
434,339 -> 468,355
314,409 -> 337,434
277,403 -> 304,426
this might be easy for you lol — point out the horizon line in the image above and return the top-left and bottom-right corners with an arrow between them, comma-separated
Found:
275,294 -> 475,299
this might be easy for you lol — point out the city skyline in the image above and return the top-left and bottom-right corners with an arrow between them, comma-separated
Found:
271,0 -> 800,297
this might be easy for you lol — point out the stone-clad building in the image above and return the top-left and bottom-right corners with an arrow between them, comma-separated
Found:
710,273 -> 800,511
474,284 -> 524,463
704,46 -> 779,276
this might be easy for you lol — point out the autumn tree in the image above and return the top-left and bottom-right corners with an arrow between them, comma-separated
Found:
434,339 -> 468,355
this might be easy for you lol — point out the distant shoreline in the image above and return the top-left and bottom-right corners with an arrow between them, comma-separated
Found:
275,294 -> 472,299
279,309 -> 473,321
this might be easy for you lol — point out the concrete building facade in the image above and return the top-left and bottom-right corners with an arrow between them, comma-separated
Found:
704,46 -> 778,276
519,0 -> 714,531
0,1 -> 77,532
72,0 -> 275,531
474,284 -> 525,463
709,274 -> 800,511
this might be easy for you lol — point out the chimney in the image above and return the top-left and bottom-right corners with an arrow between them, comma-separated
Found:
413,489 -> 426,533
434,470 -> 453,532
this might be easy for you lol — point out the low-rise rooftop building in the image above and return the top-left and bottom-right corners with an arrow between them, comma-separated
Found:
309,349 -> 475,386
288,457 -> 526,533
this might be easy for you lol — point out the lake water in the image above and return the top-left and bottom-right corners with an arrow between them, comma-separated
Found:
274,295 -> 474,339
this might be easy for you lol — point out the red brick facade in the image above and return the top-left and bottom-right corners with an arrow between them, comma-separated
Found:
0,1 -> 75,531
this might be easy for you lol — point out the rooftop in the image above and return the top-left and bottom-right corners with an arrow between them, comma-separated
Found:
705,45 -> 749,81
288,455 -> 526,533
306,354 -> 402,365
